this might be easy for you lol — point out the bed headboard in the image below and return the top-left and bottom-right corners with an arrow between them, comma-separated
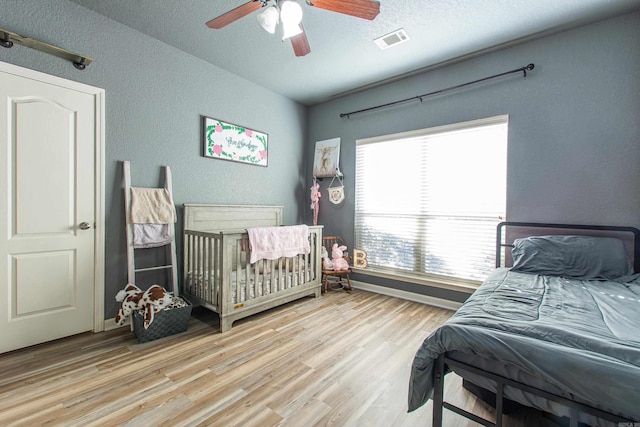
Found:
183,204 -> 283,233
496,222 -> 640,271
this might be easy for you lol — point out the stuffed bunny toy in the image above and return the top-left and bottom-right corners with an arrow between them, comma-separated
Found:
321,246 -> 333,270
331,243 -> 350,271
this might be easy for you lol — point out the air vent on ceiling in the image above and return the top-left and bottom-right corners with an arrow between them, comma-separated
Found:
374,28 -> 410,50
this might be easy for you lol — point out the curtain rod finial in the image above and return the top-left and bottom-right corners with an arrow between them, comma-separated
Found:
73,57 -> 88,70
0,32 -> 13,48
522,63 -> 535,77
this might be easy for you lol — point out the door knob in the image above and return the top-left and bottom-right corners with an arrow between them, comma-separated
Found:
79,222 -> 91,230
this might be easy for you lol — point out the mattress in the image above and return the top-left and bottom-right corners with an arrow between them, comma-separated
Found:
408,268 -> 640,421
186,267 -> 314,303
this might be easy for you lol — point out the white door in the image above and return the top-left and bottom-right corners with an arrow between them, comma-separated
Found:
0,63 -> 104,353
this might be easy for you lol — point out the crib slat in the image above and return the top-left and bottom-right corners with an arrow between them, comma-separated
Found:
213,236 -> 223,307
254,260 -> 260,299
187,233 -> 193,296
210,236 -> 214,306
200,235 -> 205,300
184,234 -> 194,294
307,233 -> 313,281
191,234 -> 196,298
292,257 -> 297,287
236,238 -> 242,303
184,233 -> 191,294
190,233 -> 197,298
196,235 -> 201,298
289,257 -> 294,287
310,229 -> 318,281
276,258 -> 282,290
244,237 -> 249,303
269,259 -> 275,294
205,236 -> 210,299
304,251 -> 310,282
259,260 -> 264,296
198,235 -> 203,300
184,233 -> 189,294
248,257 -> 253,300
209,235 -> 214,304
199,233 -> 204,301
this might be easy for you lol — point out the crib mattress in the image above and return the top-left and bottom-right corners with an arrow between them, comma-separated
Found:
186,268 -> 314,303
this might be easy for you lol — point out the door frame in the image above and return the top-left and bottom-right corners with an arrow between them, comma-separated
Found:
0,60 -> 106,332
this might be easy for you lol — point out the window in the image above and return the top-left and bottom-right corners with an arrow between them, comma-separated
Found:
355,115 -> 508,283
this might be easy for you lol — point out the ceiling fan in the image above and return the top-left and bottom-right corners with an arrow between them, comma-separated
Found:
206,0 -> 380,57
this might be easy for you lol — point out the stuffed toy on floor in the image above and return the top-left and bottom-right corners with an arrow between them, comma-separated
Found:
115,283 -> 173,329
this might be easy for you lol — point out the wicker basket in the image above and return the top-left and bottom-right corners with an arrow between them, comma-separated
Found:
132,297 -> 192,343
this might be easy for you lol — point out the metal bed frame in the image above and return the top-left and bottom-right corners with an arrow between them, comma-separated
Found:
432,355 -> 633,427
495,221 -> 640,270
431,221 -> 640,427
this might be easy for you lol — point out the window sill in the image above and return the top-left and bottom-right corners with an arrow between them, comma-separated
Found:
350,266 -> 479,294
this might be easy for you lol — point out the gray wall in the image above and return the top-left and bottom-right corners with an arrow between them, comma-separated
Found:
1,0 -> 308,318
3,1 -> 639,313
306,12 -> 640,302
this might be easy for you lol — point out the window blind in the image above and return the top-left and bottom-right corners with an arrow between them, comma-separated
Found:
355,115 -> 508,282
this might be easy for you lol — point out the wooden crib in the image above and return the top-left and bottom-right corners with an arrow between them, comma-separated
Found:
183,204 -> 323,332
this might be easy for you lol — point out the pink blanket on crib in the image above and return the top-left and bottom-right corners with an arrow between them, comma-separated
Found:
247,225 -> 310,264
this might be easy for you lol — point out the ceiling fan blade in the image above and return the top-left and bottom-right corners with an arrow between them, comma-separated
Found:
206,1 -> 264,29
290,24 -> 311,57
308,0 -> 380,20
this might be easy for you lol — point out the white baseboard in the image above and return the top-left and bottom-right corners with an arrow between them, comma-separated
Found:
104,317 -> 130,331
351,280 -> 463,311
104,283 -> 461,329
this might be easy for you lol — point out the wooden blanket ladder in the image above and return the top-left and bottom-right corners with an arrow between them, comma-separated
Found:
122,160 -> 178,294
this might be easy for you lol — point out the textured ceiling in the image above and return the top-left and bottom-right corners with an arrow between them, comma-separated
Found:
69,0 -> 640,105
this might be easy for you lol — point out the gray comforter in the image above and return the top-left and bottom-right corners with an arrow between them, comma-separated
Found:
408,268 -> 640,419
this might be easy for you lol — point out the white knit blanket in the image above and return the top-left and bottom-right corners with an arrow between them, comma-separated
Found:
130,187 -> 176,224
247,225 -> 310,264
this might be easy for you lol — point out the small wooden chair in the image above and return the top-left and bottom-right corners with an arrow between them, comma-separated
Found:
321,236 -> 352,293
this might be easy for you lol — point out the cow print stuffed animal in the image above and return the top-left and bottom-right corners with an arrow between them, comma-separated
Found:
115,283 -> 173,329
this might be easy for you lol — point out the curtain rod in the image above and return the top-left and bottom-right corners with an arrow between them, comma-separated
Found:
0,28 -> 93,70
340,63 -> 534,119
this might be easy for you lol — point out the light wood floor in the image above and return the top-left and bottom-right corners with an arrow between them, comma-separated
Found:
0,289 -> 547,426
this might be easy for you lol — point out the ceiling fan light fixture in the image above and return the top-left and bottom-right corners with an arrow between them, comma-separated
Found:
257,5 -> 279,34
280,0 -> 303,40
282,22 -> 303,40
280,1 -> 303,25
209,0 -> 382,57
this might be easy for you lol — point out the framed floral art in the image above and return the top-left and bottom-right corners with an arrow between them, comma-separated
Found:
203,116 -> 268,167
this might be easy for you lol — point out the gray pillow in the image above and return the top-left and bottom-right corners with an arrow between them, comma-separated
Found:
511,235 -> 633,280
